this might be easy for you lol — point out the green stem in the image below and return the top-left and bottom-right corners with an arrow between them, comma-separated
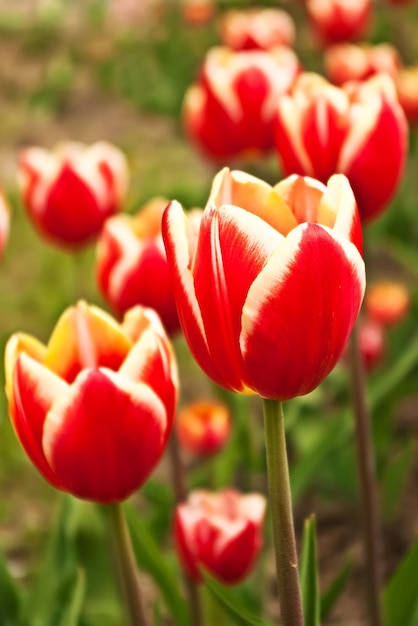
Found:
169,430 -> 204,626
108,502 -> 149,626
348,323 -> 383,626
263,398 -> 304,626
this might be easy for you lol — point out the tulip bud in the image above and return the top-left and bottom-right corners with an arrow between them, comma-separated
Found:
174,489 -> 265,584
177,401 -> 231,457
4,302 -> 178,503
18,141 -> 129,248
275,72 -> 408,222
183,45 -> 300,161
218,8 -> 295,51
358,317 -> 386,371
306,0 -> 372,47
163,168 -> 365,401
365,280 -> 410,327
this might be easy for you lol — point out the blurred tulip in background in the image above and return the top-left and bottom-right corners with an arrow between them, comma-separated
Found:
306,0 -> 372,46
275,72 -> 408,222
324,42 -> 401,86
177,400 -> 231,457
183,46 -> 300,161
163,168 -> 365,401
18,141 -> 129,248
96,198 -> 201,335
218,8 -> 295,51
174,489 -> 265,584
4,303 -> 178,503
365,280 -> 410,326
0,190 -> 10,258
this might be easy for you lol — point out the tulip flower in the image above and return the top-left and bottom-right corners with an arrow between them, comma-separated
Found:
5,302 -> 178,503
395,65 -> 418,126
365,280 -> 410,326
18,141 -> 129,248
183,45 -> 300,161
181,0 -> 215,26
357,317 -> 386,371
174,489 -> 265,584
275,72 -> 408,222
0,191 -> 10,258
96,198 -> 202,335
324,43 -> 401,86
218,8 -> 295,51
177,400 -> 231,457
163,167 -> 365,401
306,0 -> 372,47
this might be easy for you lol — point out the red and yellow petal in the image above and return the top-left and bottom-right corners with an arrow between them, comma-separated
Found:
43,368 -> 168,503
44,302 -> 131,382
241,223 -> 365,399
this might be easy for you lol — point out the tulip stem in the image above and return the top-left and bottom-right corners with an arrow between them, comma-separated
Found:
169,430 -> 204,626
263,398 -> 304,626
348,323 -> 383,626
108,502 -> 149,626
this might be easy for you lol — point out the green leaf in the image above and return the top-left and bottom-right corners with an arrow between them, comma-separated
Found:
0,547 -> 22,625
58,569 -> 86,626
203,573 -> 274,626
383,535 -> 418,626
124,502 -> 190,626
381,442 -> 416,521
320,561 -> 351,621
300,516 -> 320,626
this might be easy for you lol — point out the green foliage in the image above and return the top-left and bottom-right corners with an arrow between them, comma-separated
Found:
300,516 -> 320,626
384,536 -> 418,626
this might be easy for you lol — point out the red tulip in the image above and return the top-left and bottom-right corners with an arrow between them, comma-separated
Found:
183,45 -> 300,161
96,198 -> 202,335
18,141 -> 129,248
0,191 -> 10,258
324,43 -> 401,86
174,489 -> 265,584
275,72 -> 408,222
177,400 -> 231,457
365,280 -> 410,327
4,302 -> 178,503
218,8 -> 295,51
163,168 -> 365,401
306,0 -> 372,46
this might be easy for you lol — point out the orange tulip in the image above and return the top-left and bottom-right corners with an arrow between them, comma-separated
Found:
177,401 -> 231,457
324,43 -> 401,86
365,280 -> 410,327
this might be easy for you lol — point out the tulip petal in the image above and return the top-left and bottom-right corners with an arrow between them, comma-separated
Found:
241,223 -> 365,399
12,354 -> 68,488
45,302 -> 131,382
43,368 -> 167,503
163,201 -> 222,384
194,203 -> 283,391
119,326 -> 178,433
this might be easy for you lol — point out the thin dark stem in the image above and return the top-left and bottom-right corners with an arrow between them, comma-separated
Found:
349,323 -> 383,626
263,398 -> 304,626
169,430 -> 204,626
108,502 -> 149,626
